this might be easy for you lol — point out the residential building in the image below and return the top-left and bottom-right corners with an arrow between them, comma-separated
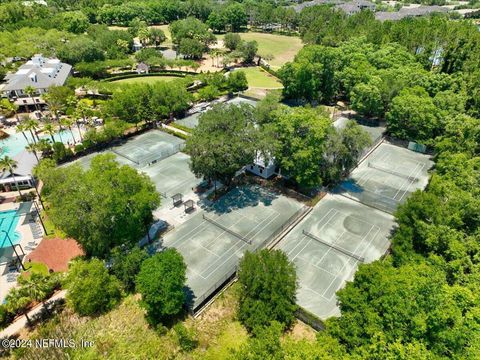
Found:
0,55 -> 72,108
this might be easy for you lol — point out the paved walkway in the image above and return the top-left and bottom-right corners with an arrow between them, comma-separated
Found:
0,290 -> 66,338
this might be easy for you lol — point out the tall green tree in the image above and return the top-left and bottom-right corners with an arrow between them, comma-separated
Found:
136,249 -> 187,325
237,249 -> 297,332
186,103 -> 258,188
272,106 -> 333,188
39,154 -> 160,257
65,259 -> 122,316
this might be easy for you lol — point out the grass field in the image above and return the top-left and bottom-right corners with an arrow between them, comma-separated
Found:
111,76 -> 182,85
217,32 -> 303,69
239,67 -> 283,89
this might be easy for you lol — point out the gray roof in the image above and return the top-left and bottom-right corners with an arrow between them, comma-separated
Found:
336,3 -> 362,14
375,5 -> 448,21
0,150 -> 37,179
292,0 -> 344,13
2,55 -> 72,92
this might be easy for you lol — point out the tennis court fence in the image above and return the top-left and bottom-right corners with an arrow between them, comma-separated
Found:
112,143 -> 185,166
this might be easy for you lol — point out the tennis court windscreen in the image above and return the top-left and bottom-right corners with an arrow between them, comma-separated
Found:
202,214 -> 252,245
111,148 -> 140,165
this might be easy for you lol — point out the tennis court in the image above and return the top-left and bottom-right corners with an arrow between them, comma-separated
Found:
140,152 -> 202,205
335,142 -> 433,214
276,193 -> 395,319
175,96 -> 258,129
111,130 -> 185,167
159,185 -> 305,310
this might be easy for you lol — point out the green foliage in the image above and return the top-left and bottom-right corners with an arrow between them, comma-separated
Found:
39,154 -> 160,257
60,11 -> 89,34
51,142 -> 73,163
110,246 -> 149,293
179,37 -> 205,59
197,85 -> 221,101
65,259 -> 122,316
239,40 -> 258,64
135,249 -> 187,325
227,71 -> 248,92
237,250 -> 297,332
232,321 -> 284,360
105,82 -> 192,125
185,103 -> 258,186
57,36 -> 105,65
224,33 -> 242,51
271,106 -> 333,188
170,17 -> 216,47
174,322 -> 199,352
386,86 -> 441,142
350,79 -> 384,117
279,45 -> 339,104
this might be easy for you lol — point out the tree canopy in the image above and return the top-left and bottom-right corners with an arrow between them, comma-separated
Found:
237,249 -> 297,332
136,249 -> 187,325
37,154 -> 160,257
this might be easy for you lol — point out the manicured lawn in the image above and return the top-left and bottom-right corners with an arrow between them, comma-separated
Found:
23,261 -> 49,276
111,76 -> 182,85
217,32 -> 303,69
239,67 -> 283,89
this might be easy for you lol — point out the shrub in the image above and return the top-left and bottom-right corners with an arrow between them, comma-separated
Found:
110,246 -> 149,293
174,323 -> 198,352
65,259 -> 122,316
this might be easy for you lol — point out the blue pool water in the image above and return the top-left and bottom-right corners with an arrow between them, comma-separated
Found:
0,129 -> 81,158
0,210 -> 21,248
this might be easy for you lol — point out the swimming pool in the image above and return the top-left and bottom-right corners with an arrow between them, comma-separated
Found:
0,210 -> 21,248
0,128 -> 81,158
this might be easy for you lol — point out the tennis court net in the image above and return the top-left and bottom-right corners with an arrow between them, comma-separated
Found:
302,230 -> 365,262
111,148 -> 140,165
203,214 -> 253,245
367,162 -> 418,182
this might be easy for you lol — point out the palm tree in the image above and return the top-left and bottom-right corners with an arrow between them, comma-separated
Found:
0,99 -> 20,121
43,123 -> 56,143
5,289 -> 33,325
0,156 -> 21,197
60,118 -> 76,145
23,85 -> 39,112
25,119 -> 40,144
16,123 -> 31,146
25,143 -> 39,163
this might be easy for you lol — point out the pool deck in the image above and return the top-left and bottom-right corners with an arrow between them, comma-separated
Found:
0,202 -> 43,303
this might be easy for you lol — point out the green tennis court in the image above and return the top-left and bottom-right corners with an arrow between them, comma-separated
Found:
335,142 -> 433,214
159,185 -> 305,310
276,193 -> 395,320
140,152 -> 202,205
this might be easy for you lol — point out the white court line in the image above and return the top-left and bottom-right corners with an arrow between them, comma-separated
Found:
357,152 -> 391,186
201,212 -> 281,279
392,162 -> 423,200
203,214 -> 251,249
301,283 -> 331,301
396,162 -> 426,202
321,224 -> 380,299
189,212 -> 272,279
288,209 -> 338,261
286,208 -> 337,258
296,255 -> 339,278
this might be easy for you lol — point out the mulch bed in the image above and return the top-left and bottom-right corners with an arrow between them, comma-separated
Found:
26,238 -> 84,272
